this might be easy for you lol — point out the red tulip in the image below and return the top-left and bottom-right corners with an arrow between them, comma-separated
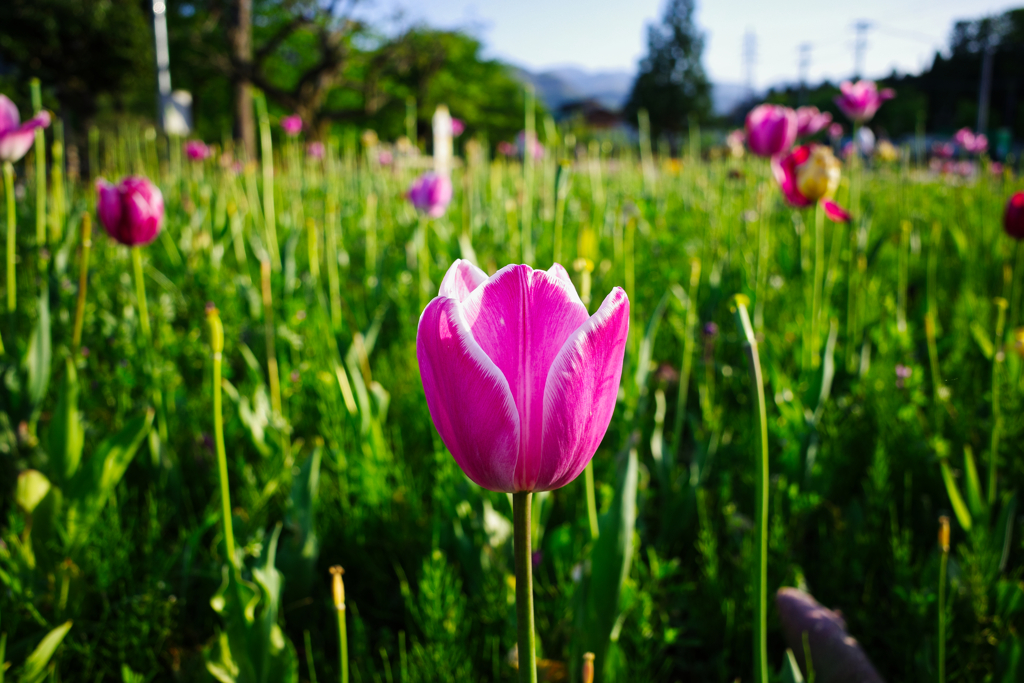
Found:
773,144 -> 850,222
96,176 -> 164,246
745,104 -> 797,157
1005,192 -> 1024,240
0,95 -> 51,163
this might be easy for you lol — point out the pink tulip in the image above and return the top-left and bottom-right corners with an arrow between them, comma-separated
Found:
777,588 -> 883,683
773,144 -> 850,223
417,260 -> 629,492
0,95 -> 51,163
834,80 -> 894,123
451,118 -> 465,136
96,176 -> 164,246
744,104 -> 798,157
828,122 -> 843,140
795,106 -> 832,138
407,172 -> 453,218
932,142 -> 954,159
497,141 -> 516,157
517,131 -> 545,160
307,141 -> 325,159
185,140 -> 211,161
281,114 -> 303,136
378,149 -> 394,166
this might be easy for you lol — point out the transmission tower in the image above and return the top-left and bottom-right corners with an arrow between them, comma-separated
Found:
798,43 -> 811,104
853,21 -> 872,78
743,30 -> 757,97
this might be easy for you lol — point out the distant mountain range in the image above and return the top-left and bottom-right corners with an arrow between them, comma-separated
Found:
516,66 -> 754,117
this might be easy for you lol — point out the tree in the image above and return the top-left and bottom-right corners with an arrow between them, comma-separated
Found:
624,0 -> 711,140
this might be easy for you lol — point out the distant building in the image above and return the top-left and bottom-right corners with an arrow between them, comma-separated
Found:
556,99 -> 623,129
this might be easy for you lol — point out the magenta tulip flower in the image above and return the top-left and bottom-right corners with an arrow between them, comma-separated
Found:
451,118 -> 465,136
774,144 -> 850,223
0,95 -> 51,163
417,260 -> 629,492
185,140 -> 211,161
281,114 -> 303,136
828,122 -> 843,141
96,176 -> 165,246
497,141 -> 515,157
795,106 -> 832,138
745,104 -> 798,157
307,141 -> 325,159
834,80 -> 894,123
1005,193 -> 1024,240
776,588 -> 883,683
407,171 -> 453,218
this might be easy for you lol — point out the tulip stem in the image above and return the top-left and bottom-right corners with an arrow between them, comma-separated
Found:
72,213 -> 93,352
732,295 -> 769,683
584,463 -> 599,540
513,491 -> 538,683
209,309 -> 236,570
1008,240 -> 1024,334
989,297 -> 1008,508
132,246 -> 151,341
938,543 -> 948,683
5,160 -> 16,314
810,201 -> 825,369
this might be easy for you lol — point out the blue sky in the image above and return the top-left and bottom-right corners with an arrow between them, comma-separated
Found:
358,0 -> 1017,87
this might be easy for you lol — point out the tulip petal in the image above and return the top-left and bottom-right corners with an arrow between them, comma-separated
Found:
537,286 -> 629,491
0,95 -> 19,133
461,264 -> 590,490
417,296 -> 520,492
96,180 -> 123,240
439,259 -> 488,302
823,200 -> 851,223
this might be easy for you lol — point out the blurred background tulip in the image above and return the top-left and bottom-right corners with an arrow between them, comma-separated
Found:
795,106 -> 832,138
745,104 -> 797,157
96,176 -> 164,246
834,80 -> 895,123
407,171 -> 453,218
0,94 -> 50,162
281,114 -> 303,136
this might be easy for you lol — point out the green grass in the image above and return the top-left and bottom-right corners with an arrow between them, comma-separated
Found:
0,126 -> 1022,682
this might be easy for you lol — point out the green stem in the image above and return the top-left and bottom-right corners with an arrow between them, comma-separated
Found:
938,548 -> 948,683
338,602 -> 349,683
672,259 -> 701,465
989,298 -> 1008,507
31,78 -> 45,248
254,90 -> 280,270
5,161 -> 16,314
522,86 -> 535,266
1009,240 -> 1024,334
584,462 -> 599,540
132,247 -> 151,341
209,310 -> 236,568
732,295 -> 769,683
846,129 -> 862,372
753,158 -> 773,331
72,214 -> 93,352
810,202 -> 825,368
513,491 -> 538,683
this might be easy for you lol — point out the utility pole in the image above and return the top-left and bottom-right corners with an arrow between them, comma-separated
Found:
853,20 -> 872,79
152,0 -> 172,125
977,34 -> 996,134
798,43 -> 812,105
744,30 -> 757,98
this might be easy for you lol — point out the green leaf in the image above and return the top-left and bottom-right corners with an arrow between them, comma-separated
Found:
14,471 -> 50,514
781,649 -> 806,683
575,440 -> 639,678
971,321 -> 994,360
23,287 -> 51,412
65,411 -> 154,548
995,493 -> 1017,573
939,459 -> 972,531
48,359 -> 84,484
17,620 -> 71,683
963,445 -> 985,521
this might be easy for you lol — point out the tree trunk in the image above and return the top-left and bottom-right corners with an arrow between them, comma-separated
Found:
229,0 -> 255,159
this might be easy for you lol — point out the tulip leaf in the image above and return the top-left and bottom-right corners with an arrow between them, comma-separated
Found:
970,321 -> 994,360
16,620 -> 72,683
781,649 -> 806,683
939,458 -> 972,532
574,438 -> 639,680
23,287 -> 51,413
963,445 -> 985,521
995,493 -> 1016,573
48,359 -> 84,484
65,410 -> 154,548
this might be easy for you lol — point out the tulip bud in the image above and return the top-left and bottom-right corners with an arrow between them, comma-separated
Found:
582,652 -> 595,683
330,565 -> 346,611
1004,193 -> 1024,240
938,515 -> 950,553
95,176 -> 164,246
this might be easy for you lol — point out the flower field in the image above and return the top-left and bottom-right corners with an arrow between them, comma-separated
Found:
0,87 -> 1022,682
